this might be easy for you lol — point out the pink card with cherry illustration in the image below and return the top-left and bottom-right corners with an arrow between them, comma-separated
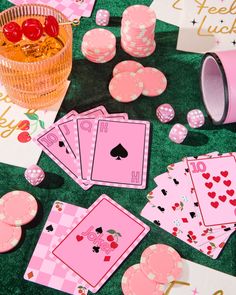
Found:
24,201 -> 88,295
52,195 -> 150,293
87,119 -> 150,189
187,155 -> 236,226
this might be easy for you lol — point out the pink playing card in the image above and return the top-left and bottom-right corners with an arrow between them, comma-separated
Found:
34,111 -> 92,190
52,194 -> 150,293
9,0 -> 96,19
87,119 -> 150,189
58,106 -> 109,163
24,201 -> 88,295
187,155 -> 236,226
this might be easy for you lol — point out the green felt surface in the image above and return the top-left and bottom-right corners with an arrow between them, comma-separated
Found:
0,0 -> 236,294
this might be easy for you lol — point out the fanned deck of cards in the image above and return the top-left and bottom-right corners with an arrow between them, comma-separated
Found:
34,106 -> 150,190
25,195 -> 149,294
141,152 -> 236,259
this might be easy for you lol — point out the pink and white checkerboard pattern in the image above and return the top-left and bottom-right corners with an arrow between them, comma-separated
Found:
9,0 -> 96,19
24,201 -> 88,295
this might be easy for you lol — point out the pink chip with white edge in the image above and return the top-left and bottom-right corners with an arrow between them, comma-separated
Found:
109,72 -> 143,103
0,221 -> 22,253
156,104 -> 175,123
0,191 -> 38,226
121,264 -> 165,295
187,109 -> 205,128
113,60 -> 143,76
136,67 -> 167,97
169,124 -> 188,144
140,244 -> 183,284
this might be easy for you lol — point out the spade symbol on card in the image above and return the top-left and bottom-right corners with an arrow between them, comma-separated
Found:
46,225 -> 53,232
154,220 -> 161,226
158,206 -> 165,212
161,189 -> 167,196
190,212 -> 196,219
96,227 -> 103,234
93,246 -> 100,253
59,141 -> 70,154
110,144 -> 128,160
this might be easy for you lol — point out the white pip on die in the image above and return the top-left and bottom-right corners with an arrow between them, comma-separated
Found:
25,164 -> 45,186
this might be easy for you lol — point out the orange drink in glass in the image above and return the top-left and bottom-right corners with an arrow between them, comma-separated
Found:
0,4 -> 72,109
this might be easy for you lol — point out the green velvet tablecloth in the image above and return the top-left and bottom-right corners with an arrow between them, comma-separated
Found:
0,0 -> 236,294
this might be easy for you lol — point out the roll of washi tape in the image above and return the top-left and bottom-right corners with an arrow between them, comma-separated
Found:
201,51 -> 236,125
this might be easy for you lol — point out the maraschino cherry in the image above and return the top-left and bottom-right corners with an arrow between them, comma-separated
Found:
44,15 -> 59,37
22,18 -> 44,41
3,21 -> 22,43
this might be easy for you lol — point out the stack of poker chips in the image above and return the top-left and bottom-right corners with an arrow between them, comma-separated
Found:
121,5 -> 156,58
81,28 -> 116,63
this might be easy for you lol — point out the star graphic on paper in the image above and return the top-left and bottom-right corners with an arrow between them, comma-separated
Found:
191,19 -> 197,26
232,40 -> 236,46
192,288 -> 199,295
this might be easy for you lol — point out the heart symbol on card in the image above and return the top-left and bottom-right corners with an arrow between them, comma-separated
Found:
211,201 -> 219,209
220,171 -> 228,178
208,192 -> 216,199
223,180 -> 231,187
213,176 -> 221,183
76,235 -> 84,242
229,199 -> 236,206
219,195 -> 227,202
205,182 -> 213,189
202,173 -> 210,180
226,189 -> 234,197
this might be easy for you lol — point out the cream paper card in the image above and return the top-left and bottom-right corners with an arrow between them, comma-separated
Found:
0,81 -> 70,168
150,0 -> 183,26
165,259 -> 236,295
177,0 -> 236,53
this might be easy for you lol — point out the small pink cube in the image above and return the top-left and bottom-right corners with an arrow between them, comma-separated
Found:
156,103 -> 175,123
96,9 -> 110,26
169,124 -> 188,144
25,164 -> 45,186
187,109 -> 205,128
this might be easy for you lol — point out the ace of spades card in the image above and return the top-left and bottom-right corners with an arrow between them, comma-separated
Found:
87,119 -> 150,189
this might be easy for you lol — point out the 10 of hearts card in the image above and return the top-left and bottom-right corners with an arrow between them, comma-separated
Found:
25,195 -> 149,294
141,152 -> 236,259
34,106 -> 150,190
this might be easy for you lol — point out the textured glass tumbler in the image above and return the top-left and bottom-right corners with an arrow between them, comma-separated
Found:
0,4 -> 72,109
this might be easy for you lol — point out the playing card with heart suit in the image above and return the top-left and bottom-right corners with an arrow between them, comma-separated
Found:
144,171 -> 232,258
52,195 -> 149,293
87,119 -> 150,189
24,201 -> 88,295
187,155 -> 236,226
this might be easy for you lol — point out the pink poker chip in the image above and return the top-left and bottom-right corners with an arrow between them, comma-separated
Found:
109,72 -> 143,103
0,220 -> 22,253
140,244 -> 183,284
0,191 -> 38,226
136,67 -> 167,97
113,60 -> 143,76
121,264 -> 165,295
122,5 -> 156,29
82,28 -> 116,53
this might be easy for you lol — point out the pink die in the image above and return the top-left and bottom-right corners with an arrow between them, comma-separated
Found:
156,103 -> 175,123
96,9 -> 110,26
25,164 -> 45,186
169,124 -> 188,144
187,109 -> 205,128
